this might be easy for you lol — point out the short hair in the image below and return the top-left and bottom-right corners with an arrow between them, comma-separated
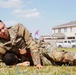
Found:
2,52 -> 18,65
0,20 -> 2,22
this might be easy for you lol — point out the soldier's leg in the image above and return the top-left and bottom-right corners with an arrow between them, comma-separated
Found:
62,52 -> 75,66
73,53 -> 76,65
52,50 -> 76,66
39,47 -> 56,66
38,41 -> 58,65
40,42 -> 76,66
39,42 -> 71,66
40,54 -> 52,66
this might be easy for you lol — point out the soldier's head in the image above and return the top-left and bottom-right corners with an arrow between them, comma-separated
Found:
2,52 -> 18,66
0,20 -> 9,40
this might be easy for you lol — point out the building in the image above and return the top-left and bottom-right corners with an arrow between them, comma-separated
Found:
40,21 -> 76,43
52,21 -> 76,40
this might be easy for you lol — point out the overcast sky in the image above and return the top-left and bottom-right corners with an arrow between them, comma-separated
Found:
0,0 -> 76,38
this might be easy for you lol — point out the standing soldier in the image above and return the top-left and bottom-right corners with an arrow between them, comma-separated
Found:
0,20 -> 42,69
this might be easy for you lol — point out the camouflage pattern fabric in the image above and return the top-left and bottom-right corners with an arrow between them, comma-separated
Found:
38,39 -> 56,65
51,50 -> 76,66
0,23 -> 40,65
38,39 -> 76,66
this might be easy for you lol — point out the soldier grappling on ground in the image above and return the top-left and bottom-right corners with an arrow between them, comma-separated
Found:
0,20 -> 42,69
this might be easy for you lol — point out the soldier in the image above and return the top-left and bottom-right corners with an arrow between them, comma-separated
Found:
38,38 -> 76,66
3,40 -> 76,66
0,20 -> 42,69
2,52 -> 30,66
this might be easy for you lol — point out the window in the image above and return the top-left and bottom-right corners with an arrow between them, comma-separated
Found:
58,28 -> 61,33
64,28 -> 67,32
70,28 -> 72,32
68,41 -> 71,43
64,41 -> 67,43
54,29 -> 55,33
67,37 -> 75,39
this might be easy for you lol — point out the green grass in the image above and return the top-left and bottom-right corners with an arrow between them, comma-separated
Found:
0,65 -> 76,75
58,48 -> 76,52
0,48 -> 76,75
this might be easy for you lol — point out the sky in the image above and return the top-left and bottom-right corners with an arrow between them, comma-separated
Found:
0,0 -> 76,38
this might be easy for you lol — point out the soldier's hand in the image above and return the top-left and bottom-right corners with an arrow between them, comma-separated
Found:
36,64 -> 43,69
17,61 -> 30,66
19,48 -> 26,55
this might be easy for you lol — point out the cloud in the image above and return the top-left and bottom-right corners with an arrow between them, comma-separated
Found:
27,1 -> 33,4
12,8 -> 40,18
0,0 -> 23,8
5,21 -> 18,27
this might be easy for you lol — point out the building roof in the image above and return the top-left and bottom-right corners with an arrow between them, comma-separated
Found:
40,35 -> 51,37
52,21 -> 76,29
52,33 -> 66,38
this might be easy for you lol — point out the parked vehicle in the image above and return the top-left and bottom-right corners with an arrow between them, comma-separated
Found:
71,40 -> 76,43
56,40 -> 76,48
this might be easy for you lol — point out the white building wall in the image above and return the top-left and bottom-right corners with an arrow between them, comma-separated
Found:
52,27 -> 76,39
63,27 -> 76,37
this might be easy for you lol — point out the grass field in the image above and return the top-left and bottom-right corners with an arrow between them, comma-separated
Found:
0,48 -> 76,75
58,48 -> 76,52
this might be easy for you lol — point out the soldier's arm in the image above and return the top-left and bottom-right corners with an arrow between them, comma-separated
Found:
0,46 -> 6,61
17,24 -> 41,66
0,53 -> 3,60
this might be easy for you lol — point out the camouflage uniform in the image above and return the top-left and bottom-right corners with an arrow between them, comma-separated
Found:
51,50 -> 76,66
38,39 -> 56,65
0,23 -> 40,65
38,39 -> 76,66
